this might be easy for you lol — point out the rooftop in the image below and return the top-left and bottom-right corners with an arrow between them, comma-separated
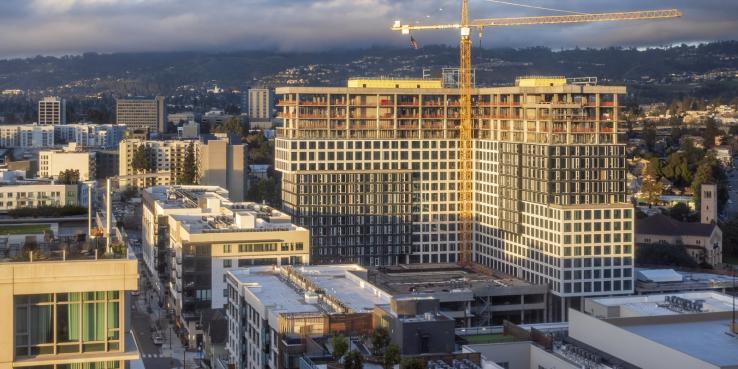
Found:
636,214 -> 718,238
368,263 -> 532,296
229,268 -> 320,315
616,315 -> 738,368
297,264 -> 392,312
588,291 -> 736,318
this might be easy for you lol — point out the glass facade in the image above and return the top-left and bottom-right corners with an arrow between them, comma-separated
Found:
14,291 -> 121,357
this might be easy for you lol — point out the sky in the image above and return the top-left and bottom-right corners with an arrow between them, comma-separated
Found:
0,0 -> 736,58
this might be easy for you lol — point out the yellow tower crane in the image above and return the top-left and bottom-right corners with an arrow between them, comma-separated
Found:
391,3 -> 681,266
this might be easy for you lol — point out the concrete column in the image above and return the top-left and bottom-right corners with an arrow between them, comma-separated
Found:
106,177 -> 112,251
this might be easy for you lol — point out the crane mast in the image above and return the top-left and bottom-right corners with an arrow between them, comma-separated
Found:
458,0 -> 474,266
391,2 -> 681,267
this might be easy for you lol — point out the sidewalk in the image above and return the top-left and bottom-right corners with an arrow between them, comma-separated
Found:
138,276 -> 201,369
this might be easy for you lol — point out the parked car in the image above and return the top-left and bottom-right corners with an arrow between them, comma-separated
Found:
152,332 -> 165,345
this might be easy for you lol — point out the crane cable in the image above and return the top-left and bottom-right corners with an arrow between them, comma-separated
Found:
484,0 -> 591,15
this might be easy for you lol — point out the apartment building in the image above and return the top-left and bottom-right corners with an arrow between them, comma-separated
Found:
0,184 -> 79,212
118,138 -> 197,188
275,77 -> 633,316
0,239 -> 139,369
224,265 -> 389,369
39,148 -> 97,181
248,88 -> 274,121
54,123 -> 127,149
38,96 -> 66,125
141,185 -> 310,348
119,136 -> 247,199
116,96 -> 167,134
0,124 -> 54,148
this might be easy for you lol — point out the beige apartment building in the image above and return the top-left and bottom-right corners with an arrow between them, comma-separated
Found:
39,149 -> 96,181
119,136 -> 247,200
141,185 -> 309,348
275,77 -> 633,318
0,244 -> 139,369
0,184 -> 78,212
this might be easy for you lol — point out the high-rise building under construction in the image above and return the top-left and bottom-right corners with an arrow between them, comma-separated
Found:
275,77 -> 634,310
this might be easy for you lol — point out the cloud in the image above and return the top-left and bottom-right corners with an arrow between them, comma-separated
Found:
0,0 -> 735,58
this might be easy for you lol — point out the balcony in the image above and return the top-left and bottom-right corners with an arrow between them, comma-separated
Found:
276,100 -> 297,106
300,101 -> 327,106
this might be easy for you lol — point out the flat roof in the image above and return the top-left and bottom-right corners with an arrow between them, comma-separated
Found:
367,263 -> 533,296
296,265 -> 391,312
620,318 -> 738,367
228,269 -> 320,315
589,291 -> 736,317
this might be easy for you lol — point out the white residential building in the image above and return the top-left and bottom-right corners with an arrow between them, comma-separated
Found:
0,124 -> 54,148
39,148 -> 96,181
54,123 -> 127,149
0,183 -> 79,212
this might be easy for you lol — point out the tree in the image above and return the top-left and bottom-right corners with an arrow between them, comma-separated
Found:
661,152 -> 692,187
720,218 -> 738,261
702,117 -> 720,148
58,169 -> 80,184
400,358 -> 424,369
370,327 -> 391,356
179,141 -> 198,185
131,145 -> 152,173
691,153 -> 724,207
246,178 -> 281,207
332,335 -> 348,362
214,116 -> 244,138
668,202 -> 691,222
636,243 -> 698,268
382,344 -> 401,369
640,175 -> 663,207
643,124 -> 657,152
343,351 -> 364,369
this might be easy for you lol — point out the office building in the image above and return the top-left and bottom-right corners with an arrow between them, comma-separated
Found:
465,292 -> 738,369
275,77 -> 633,316
0,124 -> 54,148
224,265 -> 390,369
54,123 -> 127,149
141,186 -> 310,347
0,184 -> 79,212
116,96 -> 167,134
38,96 -> 66,125
199,134 -> 248,201
0,235 -> 139,369
39,147 -> 97,181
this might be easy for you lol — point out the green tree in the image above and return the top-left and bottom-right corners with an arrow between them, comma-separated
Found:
382,344 -> 401,369
720,218 -> 738,261
661,152 -> 692,187
131,145 -> 152,173
332,335 -> 348,362
58,169 -> 80,184
691,153 -> 724,207
370,327 -> 391,356
343,351 -> 364,369
668,202 -> 691,222
246,178 -> 281,207
636,243 -> 699,268
400,358 -> 425,369
702,117 -> 720,149
179,141 -> 198,184
214,116 -> 244,138
643,124 -> 657,152
640,175 -> 663,207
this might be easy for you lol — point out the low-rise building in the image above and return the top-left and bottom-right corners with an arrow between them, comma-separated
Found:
39,147 -> 96,181
141,185 -> 310,348
367,264 -> 549,326
465,291 -> 738,369
636,214 -> 722,266
635,268 -> 738,295
54,123 -> 127,149
0,124 -> 54,148
0,184 -> 79,212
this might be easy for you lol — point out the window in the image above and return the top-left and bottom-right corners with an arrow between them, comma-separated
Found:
15,291 -> 121,357
223,259 -> 232,268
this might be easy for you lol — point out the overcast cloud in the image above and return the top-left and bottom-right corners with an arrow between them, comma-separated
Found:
0,0 -> 736,58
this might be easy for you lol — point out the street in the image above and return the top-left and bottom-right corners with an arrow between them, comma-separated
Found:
131,264 -> 201,369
